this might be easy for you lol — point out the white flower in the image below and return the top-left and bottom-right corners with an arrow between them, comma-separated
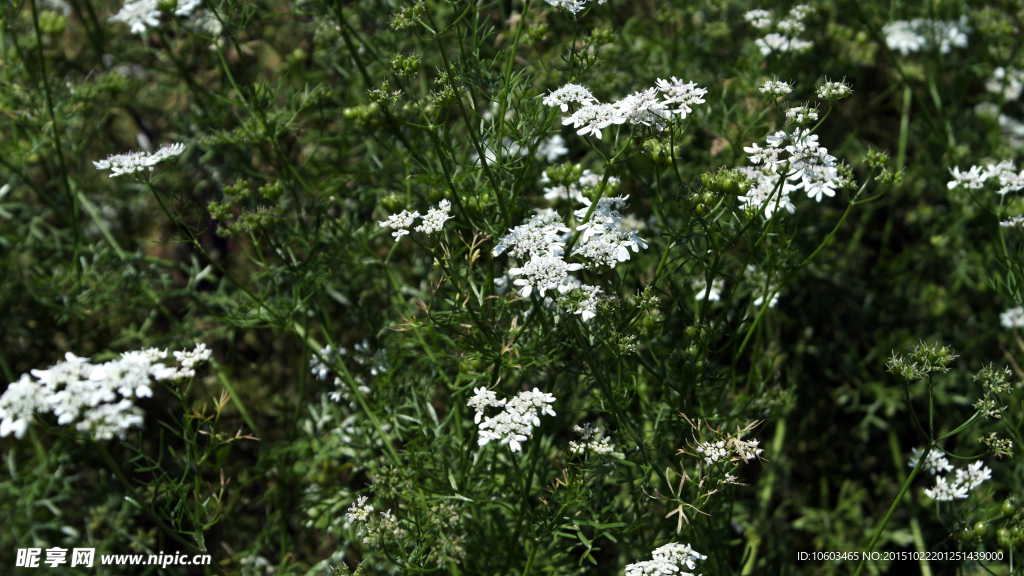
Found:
557,284 -> 604,321
693,276 -> 723,301
986,67 -> 1024,101
1001,306 -> 1024,328
759,79 -> 792,97
924,475 -> 968,501
93,143 -> 186,177
883,17 -> 970,56
569,423 -> 615,455
536,135 -> 569,162
625,543 -> 705,576
543,0 -> 589,14
508,255 -> 582,298
345,496 -> 374,525
654,77 -> 708,118
174,343 -> 212,369
415,199 -> 453,234
696,440 -> 729,465
378,210 -> 420,238
777,18 -> 805,35
309,345 -> 346,381
572,195 -> 646,268
573,195 -> 629,243
0,374 -> 45,439
562,103 -> 623,139
883,20 -> 926,55
739,128 -> 842,215
743,9 -> 772,29
2,345 -> 208,441
77,399 -> 144,440
174,0 -> 201,17
736,437 -> 764,461
755,33 -> 812,56
1001,215 -> 1024,229
109,0 -> 160,35
987,160 -> 1024,195
755,33 -> 790,56
785,105 -> 819,125
803,175 -> 837,202
543,83 -> 598,112
946,165 -> 987,190
474,388 -> 556,452
467,387 -> 505,424
493,211 -> 570,259
955,461 -> 992,490
908,447 -> 954,475
817,80 -> 852,100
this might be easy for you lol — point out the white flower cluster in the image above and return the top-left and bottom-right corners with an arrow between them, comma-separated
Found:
1001,215 -> 1024,230
1000,306 -> 1024,328
0,344 -> 210,441
493,210 -> 569,259
744,9 -> 772,29
737,127 -> 846,217
416,200 -> 455,234
509,256 -> 582,298
694,275 -> 723,301
536,135 -> 571,163
543,169 -> 620,203
467,387 -> 556,452
557,284 -> 605,322
109,0 -> 202,35
93,143 -> 186,177
745,5 -> 814,57
345,496 -> 406,546
913,453 -> 993,502
572,196 -> 649,269
882,16 -> 969,56
569,423 -> 615,455
542,83 -> 598,112
543,0 -> 605,15
747,264 -> 779,308
986,67 -> 1024,102
624,542 -> 706,576
546,78 -> 707,139
695,435 -> 764,466
785,105 -> 819,125
759,79 -> 792,98
907,446 -> 953,475
378,200 -> 453,239
472,135 -> 569,165
696,440 -> 728,465
308,344 -> 371,405
816,80 -> 852,100
947,160 -> 1024,196
494,189 -> 645,320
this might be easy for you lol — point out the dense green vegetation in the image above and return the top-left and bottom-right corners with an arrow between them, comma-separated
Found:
2,0 -> 1024,574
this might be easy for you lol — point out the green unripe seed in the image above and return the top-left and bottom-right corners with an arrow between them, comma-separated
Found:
1003,499 -> 1017,516
959,527 -> 974,542
974,522 -> 988,537
381,193 -> 405,212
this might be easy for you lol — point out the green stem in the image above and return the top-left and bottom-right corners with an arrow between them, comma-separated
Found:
521,538 -> 538,576
94,442 -> 228,576
495,0 -> 531,168
852,443 -> 932,576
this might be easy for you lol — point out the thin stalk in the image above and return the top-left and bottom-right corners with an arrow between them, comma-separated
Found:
29,0 -> 79,252
94,442 -> 229,576
495,0 -> 531,167
852,443 -> 932,576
